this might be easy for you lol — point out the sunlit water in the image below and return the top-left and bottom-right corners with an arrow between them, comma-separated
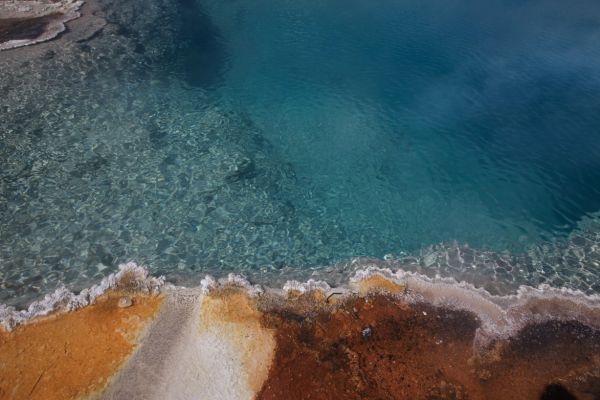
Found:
2,0 -> 600,306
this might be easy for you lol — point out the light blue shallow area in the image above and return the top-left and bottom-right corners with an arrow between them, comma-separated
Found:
2,0 -> 600,305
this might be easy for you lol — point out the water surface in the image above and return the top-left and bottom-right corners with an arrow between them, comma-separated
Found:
2,0 -> 600,305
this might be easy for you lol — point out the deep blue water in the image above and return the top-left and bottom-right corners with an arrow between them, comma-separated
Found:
2,0 -> 600,305
201,0 -> 600,251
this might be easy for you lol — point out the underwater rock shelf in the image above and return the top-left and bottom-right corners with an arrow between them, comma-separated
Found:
0,0 -> 82,50
1,265 -> 600,399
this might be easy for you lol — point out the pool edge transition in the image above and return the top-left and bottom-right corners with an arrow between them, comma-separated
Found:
1,263 -> 600,399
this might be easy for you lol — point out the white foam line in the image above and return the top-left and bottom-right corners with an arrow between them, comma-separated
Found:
200,273 -> 263,296
0,262 -> 164,331
4,261 -> 600,345
283,279 -> 331,294
350,265 -> 600,347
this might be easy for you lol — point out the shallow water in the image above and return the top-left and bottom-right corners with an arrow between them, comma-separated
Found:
2,0 -> 600,306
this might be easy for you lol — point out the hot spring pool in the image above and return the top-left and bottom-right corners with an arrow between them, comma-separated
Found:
2,0 -> 600,306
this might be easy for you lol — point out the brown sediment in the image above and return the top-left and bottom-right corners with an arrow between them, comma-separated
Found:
0,13 -> 63,43
0,293 -> 163,400
257,294 -> 600,400
477,320 -> 600,399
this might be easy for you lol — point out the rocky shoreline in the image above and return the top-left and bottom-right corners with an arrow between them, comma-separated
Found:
1,265 -> 600,399
0,0 -> 85,50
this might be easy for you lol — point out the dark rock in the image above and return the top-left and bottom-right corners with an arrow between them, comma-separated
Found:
41,49 -> 55,60
225,158 -> 256,183
361,327 -> 372,339
0,13 -> 62,43
539,384 -> 577,400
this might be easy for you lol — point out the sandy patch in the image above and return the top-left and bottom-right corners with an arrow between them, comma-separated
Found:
199,290 -> 276,395
113,288 -> 276,400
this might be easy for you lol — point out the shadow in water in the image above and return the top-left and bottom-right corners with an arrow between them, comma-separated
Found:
175,0 -> 227,88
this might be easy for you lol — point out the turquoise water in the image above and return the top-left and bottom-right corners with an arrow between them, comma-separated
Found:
205,0 -> 600,249
2,0 -> 600,305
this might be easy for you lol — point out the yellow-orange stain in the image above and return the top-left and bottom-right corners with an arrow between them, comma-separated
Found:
357,275 -> 406,296
0,293 -> 163,400
200,290 -> 275,394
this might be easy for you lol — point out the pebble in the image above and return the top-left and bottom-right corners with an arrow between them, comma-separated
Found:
361,327 -> 372,339
118,297 -> 133,308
